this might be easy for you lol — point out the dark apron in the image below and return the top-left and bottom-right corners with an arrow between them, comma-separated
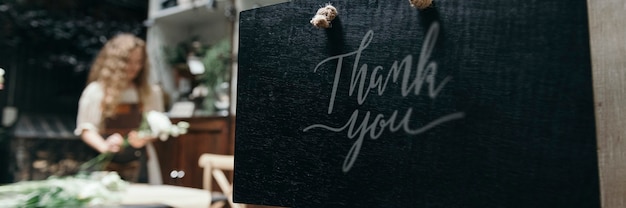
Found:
103,103 -> 148,183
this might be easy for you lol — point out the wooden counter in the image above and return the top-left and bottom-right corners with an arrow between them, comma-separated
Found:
153,116 -> 233,189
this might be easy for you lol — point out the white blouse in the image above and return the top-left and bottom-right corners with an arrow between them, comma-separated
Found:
74,82 -> 165,136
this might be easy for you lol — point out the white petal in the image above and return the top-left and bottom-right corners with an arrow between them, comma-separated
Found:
170,128 -> 180,137
177,121 -> 190,129
179,128 -> 188,135
159,133 -> 168,141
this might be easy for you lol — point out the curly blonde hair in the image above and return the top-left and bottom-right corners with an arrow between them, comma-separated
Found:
87,33 -> 152,118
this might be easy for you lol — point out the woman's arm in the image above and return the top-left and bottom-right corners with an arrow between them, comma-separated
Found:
75,82 -> 126,152
81,129 -> 124,153
124,84 -> 166,148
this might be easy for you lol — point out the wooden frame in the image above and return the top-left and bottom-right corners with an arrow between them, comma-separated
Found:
587,0 -> 626,207
199,153 -> 245,208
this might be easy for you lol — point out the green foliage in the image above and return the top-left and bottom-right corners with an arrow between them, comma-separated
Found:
163,37 -> 210,66
198,38 -> 231,89
163,42 -> 190,66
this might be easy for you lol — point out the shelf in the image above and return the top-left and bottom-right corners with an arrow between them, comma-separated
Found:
148,0 -> 229,26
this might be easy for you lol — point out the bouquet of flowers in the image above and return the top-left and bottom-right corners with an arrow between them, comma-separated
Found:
0,172 -> 128,208
80,111 -> 190,172
0,111 -> 189,207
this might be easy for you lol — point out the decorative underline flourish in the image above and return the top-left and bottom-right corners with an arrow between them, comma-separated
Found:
304,109 -> 465,172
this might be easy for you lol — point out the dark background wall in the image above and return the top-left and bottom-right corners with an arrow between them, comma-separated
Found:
0,0 -> 147,115
0,0 -> 148,183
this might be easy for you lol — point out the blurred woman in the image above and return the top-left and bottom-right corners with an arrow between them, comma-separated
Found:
75,33 -> 163,183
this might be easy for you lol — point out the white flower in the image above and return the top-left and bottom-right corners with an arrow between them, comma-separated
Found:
88,198 -> 105,207
170,127 -> 180,137
100,172 -> 127,191
147,111 -> 172,133
158,132 -> 169,141
177,121 -> 190,134
145,111 -> 173,141
77,183 -> 102,200
0,172 -> 128,207
141,111 -> 190,141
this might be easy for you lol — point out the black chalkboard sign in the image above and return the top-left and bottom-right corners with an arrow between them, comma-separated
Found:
234,1 -> 599,207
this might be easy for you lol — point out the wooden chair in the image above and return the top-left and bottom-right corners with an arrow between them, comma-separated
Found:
198,153 -> 245,208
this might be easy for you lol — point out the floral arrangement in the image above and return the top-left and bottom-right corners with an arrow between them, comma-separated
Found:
0,172 -> 128,207
0,111 -> 189,207
140,110 -> 190,141
80,110 -> 190,171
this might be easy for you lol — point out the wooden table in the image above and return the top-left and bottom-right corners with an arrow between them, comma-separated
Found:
122,184 -> 210,208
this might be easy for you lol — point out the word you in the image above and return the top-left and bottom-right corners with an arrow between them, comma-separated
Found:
304,22 -> 465,172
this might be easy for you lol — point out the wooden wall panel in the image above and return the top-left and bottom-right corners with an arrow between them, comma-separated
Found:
587,1 -> 626,207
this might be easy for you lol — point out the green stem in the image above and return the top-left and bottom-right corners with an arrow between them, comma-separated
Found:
78,138 -> 130,173
78,152 -> 113,173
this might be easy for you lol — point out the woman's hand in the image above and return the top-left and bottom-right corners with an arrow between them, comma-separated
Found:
104,133 -> 124,153
127,130 -> 155,148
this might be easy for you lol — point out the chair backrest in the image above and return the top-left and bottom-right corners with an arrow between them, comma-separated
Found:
198,153 -> 245,208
